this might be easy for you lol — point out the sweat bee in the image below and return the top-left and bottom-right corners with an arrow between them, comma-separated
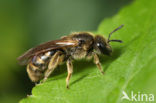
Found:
17,25 -> 123,88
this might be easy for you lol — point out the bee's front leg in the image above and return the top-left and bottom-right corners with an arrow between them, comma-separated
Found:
93,53 -> 104,74
66,58 -> 73,89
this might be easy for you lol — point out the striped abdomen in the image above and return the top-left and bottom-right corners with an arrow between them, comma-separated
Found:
27,50 -> 56,82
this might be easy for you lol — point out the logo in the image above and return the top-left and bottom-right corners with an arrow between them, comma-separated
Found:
121,91 -> 154,102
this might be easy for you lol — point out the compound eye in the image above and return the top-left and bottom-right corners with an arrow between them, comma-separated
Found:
97,42 -> 105,51
97,42 -> 111,55
97,42 -> 103,47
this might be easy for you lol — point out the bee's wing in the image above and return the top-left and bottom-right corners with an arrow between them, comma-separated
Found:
17,39 -> 78,65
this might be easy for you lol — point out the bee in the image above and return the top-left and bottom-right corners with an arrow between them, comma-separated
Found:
17,25 -> 123,88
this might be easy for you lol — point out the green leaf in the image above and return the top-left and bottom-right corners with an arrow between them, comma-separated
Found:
20,0 -> 156,103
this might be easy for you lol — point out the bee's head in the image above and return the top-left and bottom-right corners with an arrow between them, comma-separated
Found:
94,25 -> 123,56
94,35 -> 112,56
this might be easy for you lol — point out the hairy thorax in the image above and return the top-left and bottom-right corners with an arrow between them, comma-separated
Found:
67,32 -> 94,60
70,47 -> 88,60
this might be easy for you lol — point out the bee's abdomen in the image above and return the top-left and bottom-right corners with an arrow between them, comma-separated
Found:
32,51 -> 56,67
27,63 -> 44,82
27,50 -> 56,82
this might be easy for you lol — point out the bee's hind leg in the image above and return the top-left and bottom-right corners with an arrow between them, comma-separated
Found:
66,58 -> 73,89
93,53 -> 104,74
41,51 -> 64,83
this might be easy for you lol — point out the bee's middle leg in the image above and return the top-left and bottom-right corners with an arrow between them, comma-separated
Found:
66,58 -> 73,89
42,51 -> 64,83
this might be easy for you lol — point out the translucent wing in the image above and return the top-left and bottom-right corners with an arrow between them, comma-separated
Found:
17,39 -> 78,65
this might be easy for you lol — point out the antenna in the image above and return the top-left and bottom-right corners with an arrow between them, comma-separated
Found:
109,40 -> 123,43
108,24 -> 124,43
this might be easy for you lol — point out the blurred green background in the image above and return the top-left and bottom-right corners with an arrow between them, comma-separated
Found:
0,0 -> 133,103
